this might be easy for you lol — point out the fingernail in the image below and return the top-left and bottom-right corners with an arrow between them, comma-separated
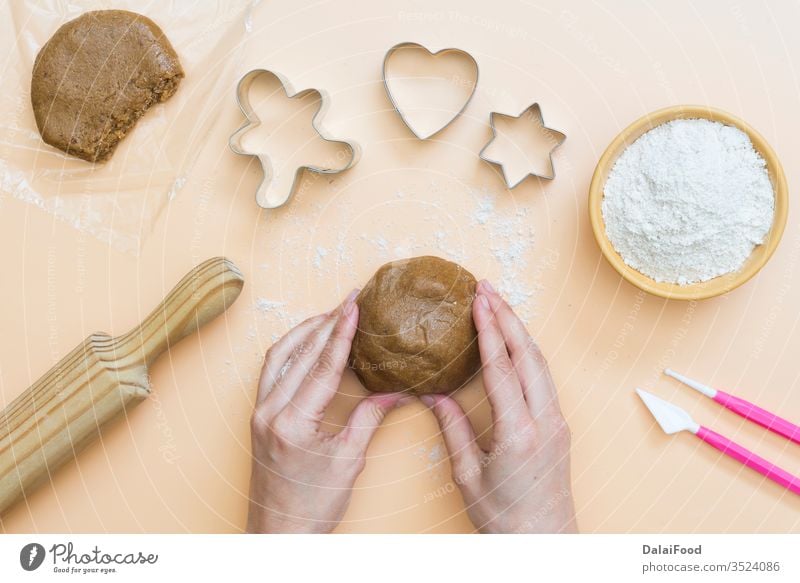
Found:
480,279 -> 496,295
477,293 -> 490,311
419,394 -> 435,407
343,288 -> 360,316
345,288 -> 360,304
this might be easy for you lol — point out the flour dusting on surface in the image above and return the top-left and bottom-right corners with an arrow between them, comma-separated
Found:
473,195 -> 496,225
414,442 -> 446,472
469,187 -> 537,318
312,245 -> 329,268
255,298 -> 285,313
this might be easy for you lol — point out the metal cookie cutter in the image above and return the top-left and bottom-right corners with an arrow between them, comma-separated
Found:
382,42 -> 479,140
479,103 -> 566,188
229,69 -> 360,209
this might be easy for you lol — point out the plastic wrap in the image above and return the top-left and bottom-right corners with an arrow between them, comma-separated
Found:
0,1 -> 252,253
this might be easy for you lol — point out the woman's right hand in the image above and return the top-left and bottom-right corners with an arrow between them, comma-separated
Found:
420,280 -> 577,533
247,291 -> 407,533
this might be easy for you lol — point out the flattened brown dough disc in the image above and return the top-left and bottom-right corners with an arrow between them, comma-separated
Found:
350,256 -> 481,394
31,10 -> 184,163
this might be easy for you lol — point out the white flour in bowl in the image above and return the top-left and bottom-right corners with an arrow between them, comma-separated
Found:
602,118 -> 775,285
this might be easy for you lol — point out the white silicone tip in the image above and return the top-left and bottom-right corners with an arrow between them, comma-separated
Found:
664,369 -> 717,398
636,388 -> 699,434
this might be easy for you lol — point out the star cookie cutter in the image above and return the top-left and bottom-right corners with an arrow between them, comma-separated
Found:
229,69 -> 360,209
382,42 -> 479,140
479,103 -> 566,188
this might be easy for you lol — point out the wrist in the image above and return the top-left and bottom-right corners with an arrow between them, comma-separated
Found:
475,487 -> 577,534
512,488 -> 577,534
246,505 -> 335,534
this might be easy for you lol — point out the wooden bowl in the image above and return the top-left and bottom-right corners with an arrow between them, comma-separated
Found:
588,105 -> 788,300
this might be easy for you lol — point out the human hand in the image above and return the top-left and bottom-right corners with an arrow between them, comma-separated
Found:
420,280 -> 577,533
247,290 -> 408,533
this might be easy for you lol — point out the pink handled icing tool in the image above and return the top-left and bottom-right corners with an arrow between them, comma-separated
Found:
636,389 -> 800,496
665,369 -> 800,445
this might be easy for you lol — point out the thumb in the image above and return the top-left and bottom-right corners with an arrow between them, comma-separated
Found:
420,394 -> 483,481
340,393 -> 408,454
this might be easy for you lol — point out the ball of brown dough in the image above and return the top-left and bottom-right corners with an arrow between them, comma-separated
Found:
349,256 -> 481,394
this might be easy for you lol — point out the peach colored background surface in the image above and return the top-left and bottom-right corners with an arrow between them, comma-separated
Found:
2,0 -> 800,533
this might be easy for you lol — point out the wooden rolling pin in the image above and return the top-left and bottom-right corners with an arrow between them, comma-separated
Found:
0,257 -> 244,514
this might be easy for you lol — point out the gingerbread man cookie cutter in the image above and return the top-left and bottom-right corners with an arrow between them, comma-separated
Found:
229,69 -> 360,209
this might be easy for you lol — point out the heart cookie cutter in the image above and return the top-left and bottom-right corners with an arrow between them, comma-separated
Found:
479,102 -> 566,188
382,42 -> 479,140
229,69 -> 360,209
